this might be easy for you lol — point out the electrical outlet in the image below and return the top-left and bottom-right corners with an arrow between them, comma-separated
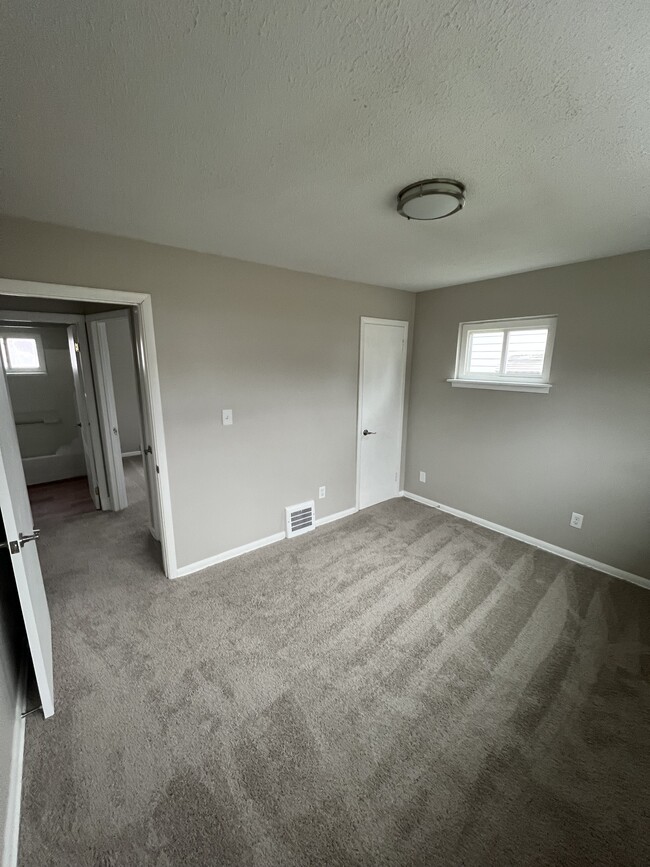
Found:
319,486 -> 326,499
570,512 -> 583,529
419,471 -> 426,483
222,409 -> 233,426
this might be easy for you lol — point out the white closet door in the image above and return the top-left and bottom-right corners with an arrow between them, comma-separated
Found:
358,318 -> 408,509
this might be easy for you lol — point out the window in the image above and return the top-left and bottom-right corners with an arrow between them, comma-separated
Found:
449,315 -> 556,393
0,332 -> 47,375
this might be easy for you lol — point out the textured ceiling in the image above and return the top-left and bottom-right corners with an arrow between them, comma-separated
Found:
2,0 -> 649,290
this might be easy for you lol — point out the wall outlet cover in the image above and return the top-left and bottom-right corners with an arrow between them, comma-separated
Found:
570,512 -> 584,529
419,471 -> 426,483
318,486 -> 326,499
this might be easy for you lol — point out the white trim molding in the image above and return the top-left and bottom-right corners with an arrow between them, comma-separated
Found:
2,663 -> 27,867
0,278 -> 148,306
315,506 -> 357,527
447,378 -> 551,394
175,532 -> 287,578
401,491 -> 649,590
176,506 -> 358,578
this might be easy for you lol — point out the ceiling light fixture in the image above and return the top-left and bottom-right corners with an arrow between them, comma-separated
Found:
397,178 -> 465,221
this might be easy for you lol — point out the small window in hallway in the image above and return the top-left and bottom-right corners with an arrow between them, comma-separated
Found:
0,331 -> 47,374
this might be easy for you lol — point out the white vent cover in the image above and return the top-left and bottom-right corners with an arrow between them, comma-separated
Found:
285,500 -> 315,538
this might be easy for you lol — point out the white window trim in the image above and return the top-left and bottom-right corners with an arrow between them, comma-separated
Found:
448,314 -> 556,393
0,331 -> 47,375
447,379 -> 551,394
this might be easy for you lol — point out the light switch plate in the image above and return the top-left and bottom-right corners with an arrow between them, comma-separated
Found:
222,409 -> 233,426
419,471 -> 426,483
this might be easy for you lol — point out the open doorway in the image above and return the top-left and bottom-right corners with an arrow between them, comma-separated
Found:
0,299 -> 160,545
0,298 -> 145,516
0,279 -> 175,719
0,280 -> 174,573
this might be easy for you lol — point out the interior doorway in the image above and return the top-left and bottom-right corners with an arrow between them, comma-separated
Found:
0,304 -> 158,535
0,278 -> 174,719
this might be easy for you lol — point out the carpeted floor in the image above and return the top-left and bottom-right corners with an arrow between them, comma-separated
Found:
19,465 -> 650,866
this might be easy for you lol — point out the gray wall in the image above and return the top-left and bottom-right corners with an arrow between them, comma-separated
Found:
4,324 -> 83,463
104,316 -> 141,455
0,217 -> 415,569
405,251 -> 650,579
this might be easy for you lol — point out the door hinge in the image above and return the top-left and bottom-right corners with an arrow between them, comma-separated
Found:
0,540 -> 20,554
95,486 -> 100,496
74,341 -> 80,352
21,704 -> 42,719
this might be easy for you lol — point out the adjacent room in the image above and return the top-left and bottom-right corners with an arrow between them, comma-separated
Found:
0,1 -> 648,865
0,298 -> 160,550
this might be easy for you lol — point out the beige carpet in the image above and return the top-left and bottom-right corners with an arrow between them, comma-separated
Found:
19,466 -> 650,865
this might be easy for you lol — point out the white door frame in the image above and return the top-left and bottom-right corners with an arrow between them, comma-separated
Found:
129,306 -> 162,540
355,316 -> 409,511
0,279 -> 176,578
86,318 -> 129,511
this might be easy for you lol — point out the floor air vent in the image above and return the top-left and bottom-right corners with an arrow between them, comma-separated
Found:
285,500 -> 315,538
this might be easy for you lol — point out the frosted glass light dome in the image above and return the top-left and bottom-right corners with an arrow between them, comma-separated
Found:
397,179 -> 465,221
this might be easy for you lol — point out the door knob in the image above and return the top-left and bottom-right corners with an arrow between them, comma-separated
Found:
19,529 -> 41,547
363,429 -> 377,436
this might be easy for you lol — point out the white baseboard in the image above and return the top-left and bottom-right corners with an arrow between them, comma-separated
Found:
175,531 -> 287,578
175,505 -> 359,578
315,506 -> 357,527
2,662 -> 27,867
401,491 -> 649,591
121,450 -> 141,458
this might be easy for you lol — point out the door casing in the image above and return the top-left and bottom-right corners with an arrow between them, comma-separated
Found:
0,279 -> 176,578
86,316 -> 129,511
66,321 -> 108,509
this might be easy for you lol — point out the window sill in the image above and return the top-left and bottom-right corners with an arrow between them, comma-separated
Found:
447,379 -> 551,394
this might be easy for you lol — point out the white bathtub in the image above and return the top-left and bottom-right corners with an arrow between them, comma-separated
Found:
22,453 -> 87,486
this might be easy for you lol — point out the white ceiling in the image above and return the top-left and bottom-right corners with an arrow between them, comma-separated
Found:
3,0 -> 649,291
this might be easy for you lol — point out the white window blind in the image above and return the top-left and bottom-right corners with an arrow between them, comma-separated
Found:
467,330 -> 504,375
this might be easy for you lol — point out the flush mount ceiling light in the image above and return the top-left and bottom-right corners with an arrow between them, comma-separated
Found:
397,178 -> 465,221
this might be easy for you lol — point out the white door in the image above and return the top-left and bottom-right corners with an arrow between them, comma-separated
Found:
0,364 -> 54,718
130,307 -> 161,539
67,325 -> 105,510
86,319 -> 128,511
357,318 -> 408,509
